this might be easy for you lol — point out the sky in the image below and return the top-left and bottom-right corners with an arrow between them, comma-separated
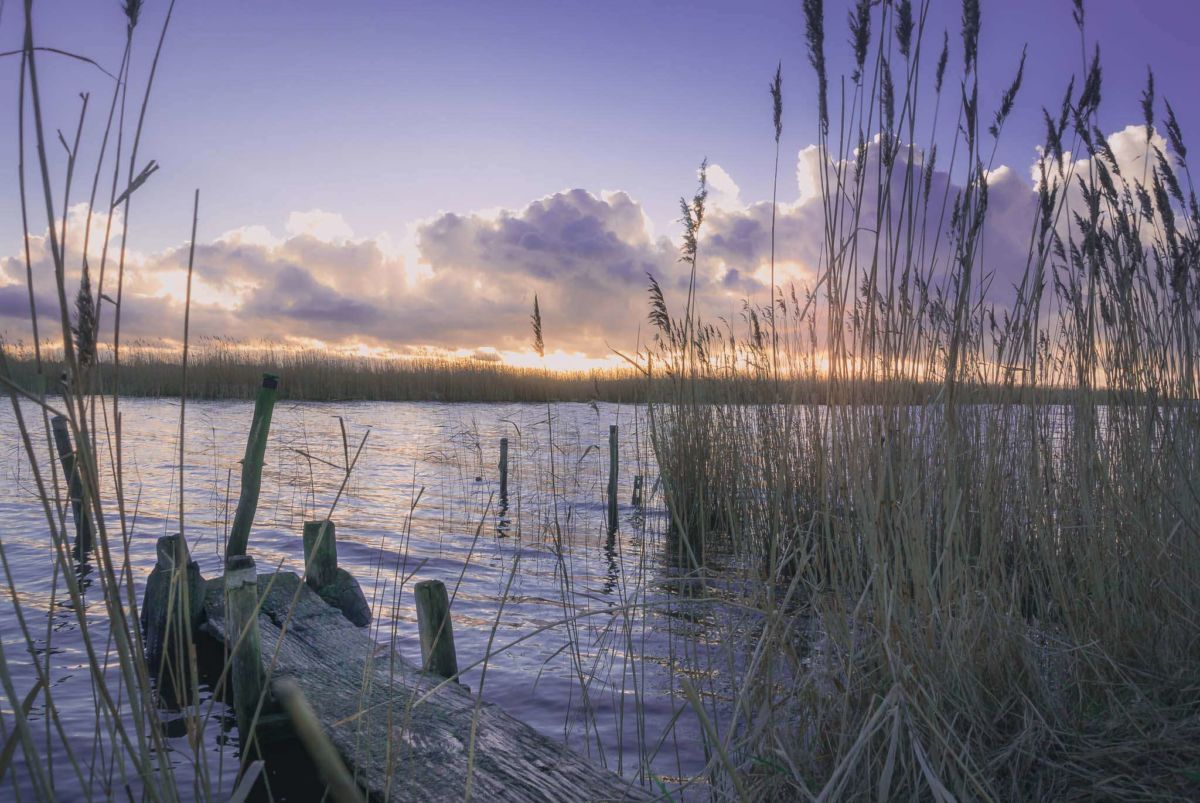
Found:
0,0 -> 1197,367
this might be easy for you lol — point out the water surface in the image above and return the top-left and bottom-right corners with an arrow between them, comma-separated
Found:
0,399 -> 729,799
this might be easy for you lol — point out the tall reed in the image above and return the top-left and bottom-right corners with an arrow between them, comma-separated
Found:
647,0 -> 1200,798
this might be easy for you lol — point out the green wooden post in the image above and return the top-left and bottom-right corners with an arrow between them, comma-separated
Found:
226,554 -> 265,743
50,415 -> 92,552
227,373 -> 279,557
607,424 -> 619,531
498,437 -> 509,503
303,519 -> 338,590
414,579 -> 458,680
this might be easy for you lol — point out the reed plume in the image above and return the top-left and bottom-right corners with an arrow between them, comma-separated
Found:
530,294 -> 544,359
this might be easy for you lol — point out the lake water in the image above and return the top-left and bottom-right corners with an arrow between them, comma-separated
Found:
0,399 -> 736,800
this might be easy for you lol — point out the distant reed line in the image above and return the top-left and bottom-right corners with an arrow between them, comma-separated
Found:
2,340 -> 644,402
2,340 -> 1119,404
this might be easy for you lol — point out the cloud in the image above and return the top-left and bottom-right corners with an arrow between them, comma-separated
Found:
8,127 -> 1160,361
285,210 -> 355,243
0,192 -> 674,356
705,163 -> 743,212
412,188 -> 676,352
216,224 -> 279,249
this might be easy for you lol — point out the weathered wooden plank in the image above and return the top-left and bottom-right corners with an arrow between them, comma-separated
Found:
202,571 -> 646,802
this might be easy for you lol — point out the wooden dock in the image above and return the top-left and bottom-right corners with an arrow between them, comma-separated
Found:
142,375 -> 644,800
198,570 -> 647,802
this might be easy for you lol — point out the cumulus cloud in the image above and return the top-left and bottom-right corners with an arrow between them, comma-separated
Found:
1,191 -> 674,356
285,210 -> 355,243
705,164 -> 743,212
6,127 -> 1158,362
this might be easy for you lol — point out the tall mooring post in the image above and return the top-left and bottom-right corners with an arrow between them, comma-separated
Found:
498,436 -> 509,504
607,424 -> 619,532
50,415 -> 92,552
227,373 -> 279,557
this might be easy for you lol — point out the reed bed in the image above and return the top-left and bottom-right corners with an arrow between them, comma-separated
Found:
2,339 -> 1099,406
644,0 -> 1200,799
0,340 -> 649,403
3,0 -> 1199,800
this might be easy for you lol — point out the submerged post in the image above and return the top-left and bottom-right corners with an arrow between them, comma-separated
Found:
498,437 -> 509,503
302,519 -> 338,589
632,475 -> 644,508
414,579 -> 458,680
227,554 -> 265,742
227,373 -> 279,557
50,415 -> 92,551
607,424 -> 619,531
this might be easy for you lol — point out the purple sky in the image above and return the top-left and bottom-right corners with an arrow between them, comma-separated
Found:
1,0 -> 1197,365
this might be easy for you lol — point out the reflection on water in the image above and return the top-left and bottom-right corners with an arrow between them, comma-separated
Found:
0,399 -> 736,799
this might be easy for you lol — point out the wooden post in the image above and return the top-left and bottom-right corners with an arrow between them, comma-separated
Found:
227,373 -> 279,557
141,534 -> 203,671
302,520 -> 338,590
302,520 -> 367,624
632,475 -> 644,508
226,554 -> 265,743
414,579 -> 458,680
498,437 -> 509,503
607,424 -> 619,531
50,415 -> 92,552
301,519 -> 371,626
